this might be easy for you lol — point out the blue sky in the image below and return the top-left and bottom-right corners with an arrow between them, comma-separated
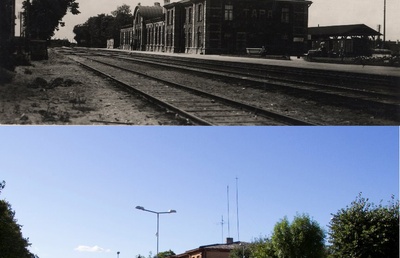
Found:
1,127 -> 399,258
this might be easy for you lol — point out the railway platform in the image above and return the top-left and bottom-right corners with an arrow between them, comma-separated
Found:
103,48 -> 400,78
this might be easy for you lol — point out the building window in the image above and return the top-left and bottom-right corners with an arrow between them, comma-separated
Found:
197,27 -> 202,47
171,10 -> 174,25
225,5 -> 233,21
167,11 -> 170,25
198,4 -> 203,21
188,8 -> 193,23
281,8 -> 289,23
188,28 -> 192,47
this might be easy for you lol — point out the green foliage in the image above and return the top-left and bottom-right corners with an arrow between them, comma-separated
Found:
0,181 -> 5,194
230,243 -> 252,258
271,217 -> 293,258
0,181 -> 35,258
271,214 -> 326,258
157,250 -> 175,258
328,193 -> 399,258
249,238 -> 276,258
73,4 -> 133,48
22,0 -> 80,40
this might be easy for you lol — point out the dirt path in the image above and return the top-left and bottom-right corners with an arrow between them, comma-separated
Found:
0,49 -> 181,125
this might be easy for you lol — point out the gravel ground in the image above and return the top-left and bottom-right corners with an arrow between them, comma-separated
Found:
0,49 -> 182,125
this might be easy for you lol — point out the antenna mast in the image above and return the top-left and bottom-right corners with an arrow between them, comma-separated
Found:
383,0 -> 386,48
227,185 -> 230,238
220,215 -> 225,243
236,177 -> 240,241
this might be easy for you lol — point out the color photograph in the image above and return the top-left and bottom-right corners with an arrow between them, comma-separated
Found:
0,126 -> 399,258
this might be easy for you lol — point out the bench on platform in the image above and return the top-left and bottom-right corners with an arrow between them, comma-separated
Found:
246,48 -> 263,55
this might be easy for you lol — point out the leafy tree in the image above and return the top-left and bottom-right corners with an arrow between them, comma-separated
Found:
249,238 -> 277,258
328,193 -> 399,258
22,0 -> 80,40
111,4 -> 132,17
0,181 -> 35,258
111,4 -> 133,47
73,14 -> 113,48
73,4 -> 132,48
230,243 -> 252,258
157,250 -> 175,258
73,23 -> 90,47
0,180 -> 5,194
271,214 -> 326,258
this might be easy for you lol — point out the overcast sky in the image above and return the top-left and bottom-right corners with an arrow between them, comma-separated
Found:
14,0 -> 400,42
1,126 -> 399,258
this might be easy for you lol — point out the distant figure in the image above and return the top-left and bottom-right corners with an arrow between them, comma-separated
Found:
261,46 -> 266,57
339,47 -> 344,62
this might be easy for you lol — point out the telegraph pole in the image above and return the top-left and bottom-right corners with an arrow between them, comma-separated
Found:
383,0 -> 386,48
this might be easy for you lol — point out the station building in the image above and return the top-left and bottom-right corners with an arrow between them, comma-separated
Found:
173,238 -> 246,258
129,0 -> 312,55
120,24 -> 134,50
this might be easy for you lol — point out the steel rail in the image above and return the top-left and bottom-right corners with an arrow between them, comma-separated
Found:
87,57 -> 316,125
72,55 -> 315,125
97,54 -> 399,121
113,54 -> 399,101
74,60 -> 213,125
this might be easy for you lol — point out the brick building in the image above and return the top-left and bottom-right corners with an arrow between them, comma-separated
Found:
129,0 -> 312,55
173,238 -> 246,258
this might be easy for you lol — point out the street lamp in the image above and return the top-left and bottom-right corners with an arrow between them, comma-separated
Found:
135,206 -> 176,258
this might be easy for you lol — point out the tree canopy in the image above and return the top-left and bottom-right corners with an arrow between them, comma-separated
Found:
157,250 -> 176,258
73,4 -> 133,48
230,215 -> 325,258
271,214 -> 326,258
0,181 -> 36,258
328,193 -> 399,258
22,0 -> 80,40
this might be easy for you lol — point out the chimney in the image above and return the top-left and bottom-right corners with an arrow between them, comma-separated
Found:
164,0 -> 170,4
226,237 -> 234,244
154,2 -> 161,6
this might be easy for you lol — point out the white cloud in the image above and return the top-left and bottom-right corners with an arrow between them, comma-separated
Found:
74,245 -> 111,253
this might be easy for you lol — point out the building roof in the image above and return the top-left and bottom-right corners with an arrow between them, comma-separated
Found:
174,241 -> 247,258
199,241 -> 244,251
308,24 -> 381,37
133,4 -> 163,20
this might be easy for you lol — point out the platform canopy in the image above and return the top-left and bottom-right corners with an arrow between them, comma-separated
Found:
308,24 -> 381,38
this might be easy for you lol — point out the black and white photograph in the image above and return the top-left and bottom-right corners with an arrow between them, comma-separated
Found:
0,0 -> 399,125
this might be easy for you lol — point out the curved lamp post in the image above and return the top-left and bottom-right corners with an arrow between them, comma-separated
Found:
135,206 -> 176,258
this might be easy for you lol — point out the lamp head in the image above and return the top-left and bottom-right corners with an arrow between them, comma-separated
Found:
136,206 -> 145,210
169,209 -> 177,213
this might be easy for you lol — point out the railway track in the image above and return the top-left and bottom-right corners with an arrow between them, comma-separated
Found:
83,49 -> 400,121
57,47 -> 400,124
66,53 -> 314,125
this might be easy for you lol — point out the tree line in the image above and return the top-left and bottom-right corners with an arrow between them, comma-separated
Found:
73,4 -> 133,48
20,1 -> 133,48
230,193 -> 399,258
